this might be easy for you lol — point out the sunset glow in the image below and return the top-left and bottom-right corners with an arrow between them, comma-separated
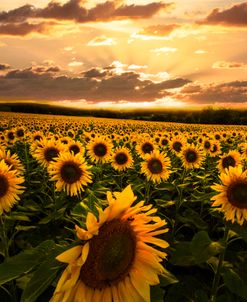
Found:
0,0 -> 246,109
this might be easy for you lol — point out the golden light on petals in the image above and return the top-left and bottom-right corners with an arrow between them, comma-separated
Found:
51,185 -> 169,302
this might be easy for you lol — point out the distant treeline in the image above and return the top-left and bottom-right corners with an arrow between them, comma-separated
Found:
0,102 -> 247,125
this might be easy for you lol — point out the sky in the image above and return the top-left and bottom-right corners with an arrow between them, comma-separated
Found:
0,0 -> 246,110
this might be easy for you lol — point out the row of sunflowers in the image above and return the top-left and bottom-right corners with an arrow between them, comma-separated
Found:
0,111 -> 247,302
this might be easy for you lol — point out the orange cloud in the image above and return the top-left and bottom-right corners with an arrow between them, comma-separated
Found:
212,61 -> 247,69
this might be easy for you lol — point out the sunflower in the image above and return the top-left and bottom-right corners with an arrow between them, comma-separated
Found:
0,160 -> 25,213
180,144 -> 205,169
141,150 -> 171,183
0,149 -> 25,175
209,141 -> 221,157
217,150 -> 242,173
67,140 -> 85,156
31,131 -> 44,142
202,138 -> 212,154
211,166 -> 247,225
15,126 -> 26,141
111,147 -> 133,171
87,137 -> 113,163
169,136 -> 185,155
34,138 -> 65,168
48,152 -> 92,196
136,138 -> 156,159
5,129 -> 16,145
50,185 -> 169,302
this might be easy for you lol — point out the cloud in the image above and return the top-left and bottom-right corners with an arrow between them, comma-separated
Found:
87,35 -> 117,46
178,81 -> 247,103
199,2 -> 247,27
138,24 -> 180,36
68,61 -> 84,67
0,1 -> 174,36
0,21 -> 51,36
212,60 -> 247,69
150,46 -> 177,54
0,62 -> 189,102
194,49 -> 207,55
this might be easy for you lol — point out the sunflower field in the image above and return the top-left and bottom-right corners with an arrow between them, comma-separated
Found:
0,111 -> 247,302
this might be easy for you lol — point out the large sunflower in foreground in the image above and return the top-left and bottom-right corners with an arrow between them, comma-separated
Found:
179,144 -> 205,169
48,152 -> 92,196
111,147 -> 133,171
50,185 -> 169,302
211,166 -> 247,225
141,150 -> 171,183
0,160 -> 25,213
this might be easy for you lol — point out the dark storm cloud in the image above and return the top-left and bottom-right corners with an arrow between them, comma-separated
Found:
199,2 -> 247,27
0,0 -> 173,36
179,81 -> 247,103
0,65 -> 189,102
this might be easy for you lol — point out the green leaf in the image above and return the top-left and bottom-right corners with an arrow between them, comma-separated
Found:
171,232 -> 223,266
20,245 -> 65,302
160,270 -> 178,287
228,222 -> 247,243
222,267 -> 247,300
0,240 -> 55,286
6,213 -> 31,222
177,209 -> 208,230
150,285 -> 164,302
170,242 -> 195,266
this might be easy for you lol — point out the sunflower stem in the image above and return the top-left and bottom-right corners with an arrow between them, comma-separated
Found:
144,179 -> 151,201
0,214 -> 17,302
24,142 -> 30,182
210,226 -> 229,302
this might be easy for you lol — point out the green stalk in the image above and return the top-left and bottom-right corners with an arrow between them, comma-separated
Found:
0,215 -> 17,302
210,226 -> 229,302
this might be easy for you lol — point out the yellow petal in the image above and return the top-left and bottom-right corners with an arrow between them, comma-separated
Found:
56,246 -> 82,263
130,271 -> 150,302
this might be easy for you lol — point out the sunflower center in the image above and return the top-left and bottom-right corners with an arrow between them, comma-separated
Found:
93,143 -> 107,157
69,144 -> 80,155
173,141 -> 182,152
148,159 -> 163,174
0,174 -> 9,198
44,147 -> 59,162
16,129 -> 24,137
161,138 -> 168,146
7,132 -> 15,140
60,161 -> 82,184
79,219 -> 136,289
115,152 -> 128,165
141,142 -> 154,154
185,150 -> 198,163
222,156 -> 236,169
227,181 -> 247,209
